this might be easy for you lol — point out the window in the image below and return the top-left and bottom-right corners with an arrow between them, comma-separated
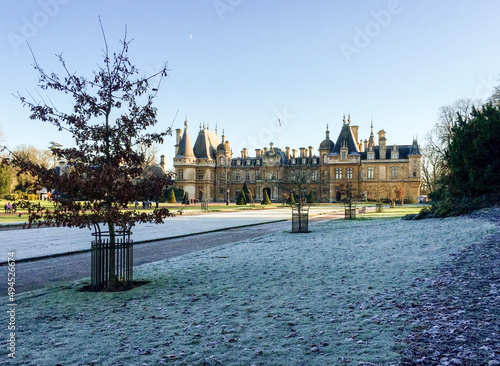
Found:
413,171 -> 417,177
323,155 -> 327,164
311,170 -> 318,181
291,159 -> 296,165
335,168 -> 342,180
269,171 -> 274,180
391,151 -> 398,159
219,157 -> 225,166
368,167 -> 374,179
256,171 -> 261,180
341,151 -> 347,160
346,168 -> 353,179
291,171 -> 296,180
237,160 -> 241,165
219,171 -> 224,178
391,167 -> 398,178
368,152 -> 374,160
197,170 -> 203,180
235,172 -> 241,182
302,158 -> 306,164
256,160 -> 261,165
178,169 -> 184,180
246,159 -> 251,166
245,171 -> 250,181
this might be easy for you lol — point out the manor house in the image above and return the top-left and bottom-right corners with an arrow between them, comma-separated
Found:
172,116 -> 422,203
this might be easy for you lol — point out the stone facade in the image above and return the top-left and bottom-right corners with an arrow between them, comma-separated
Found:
173,116 -> 422,203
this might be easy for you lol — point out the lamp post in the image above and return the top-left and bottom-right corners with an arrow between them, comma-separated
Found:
226,189 -> 230,205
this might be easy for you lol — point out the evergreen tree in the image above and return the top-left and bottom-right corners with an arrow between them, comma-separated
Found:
307,190 -> 316,204
446,103 -> 500,199
182,191 -> 189,205
236,190 -> 247,205
261,189 -> 271,204
242,182 -> 251,204
289,192 -> 296,205
173,187 -> 185,201
0,163 -> 13,196
167,189 -> 177,203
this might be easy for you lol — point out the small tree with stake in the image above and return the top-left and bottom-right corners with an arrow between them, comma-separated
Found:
5,24 -> 173,291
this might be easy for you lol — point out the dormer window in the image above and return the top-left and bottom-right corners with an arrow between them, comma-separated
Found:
341,151 -> 347,160
246,159 -> 251,165
391,151 -> 398,159
237,160 -> 241,165
256,160 -> 261,166
291,159 -> 296,165
368,152 -> 374,160
302,158 -> 306,164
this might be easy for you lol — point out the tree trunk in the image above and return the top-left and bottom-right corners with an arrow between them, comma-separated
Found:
108,220 -> 116,290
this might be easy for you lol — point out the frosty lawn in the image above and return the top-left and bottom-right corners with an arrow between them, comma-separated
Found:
4,215 -> 496,365
0,206 -> 345,261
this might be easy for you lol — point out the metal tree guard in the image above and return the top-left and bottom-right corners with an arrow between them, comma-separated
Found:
91,224 -> 133,290
292,197 -> 311,233
344,200 -> 358,220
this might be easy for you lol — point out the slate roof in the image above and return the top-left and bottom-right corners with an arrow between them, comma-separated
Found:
332,123 -> 360,154
175,128 -> 195,158
360,145 -> 418,160
193,129 -> 220,159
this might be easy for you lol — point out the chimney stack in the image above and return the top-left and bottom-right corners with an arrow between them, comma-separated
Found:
299,147 -> 306,157
308,146 -> 314,158
255,149 -> 261,158
160,155 -> 166,171
292,149 -> 297,158
351,125 -> 359,143
175,128 -> 182,155
285,146 -> 291,159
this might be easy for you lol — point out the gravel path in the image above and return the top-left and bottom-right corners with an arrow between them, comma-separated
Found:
398,207 -> 500,365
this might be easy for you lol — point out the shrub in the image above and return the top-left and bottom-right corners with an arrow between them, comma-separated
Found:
261,190 -> 271,205
182,192 -> 189,205
167,189 -> 177,203
236,190 -> 247,205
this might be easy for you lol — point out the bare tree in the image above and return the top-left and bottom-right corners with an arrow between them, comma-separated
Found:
423,98 -> 481,194
277,165 -> 318,203
137,142 -> 160,167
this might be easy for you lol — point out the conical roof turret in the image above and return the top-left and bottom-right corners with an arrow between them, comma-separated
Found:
175,118 -> 195,158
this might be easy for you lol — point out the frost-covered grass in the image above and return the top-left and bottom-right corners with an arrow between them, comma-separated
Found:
3,215 -> 496,365
0,206 -> 343,261
356,205 -> 422,220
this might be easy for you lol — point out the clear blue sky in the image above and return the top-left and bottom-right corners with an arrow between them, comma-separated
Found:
1,0 -> 499,168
